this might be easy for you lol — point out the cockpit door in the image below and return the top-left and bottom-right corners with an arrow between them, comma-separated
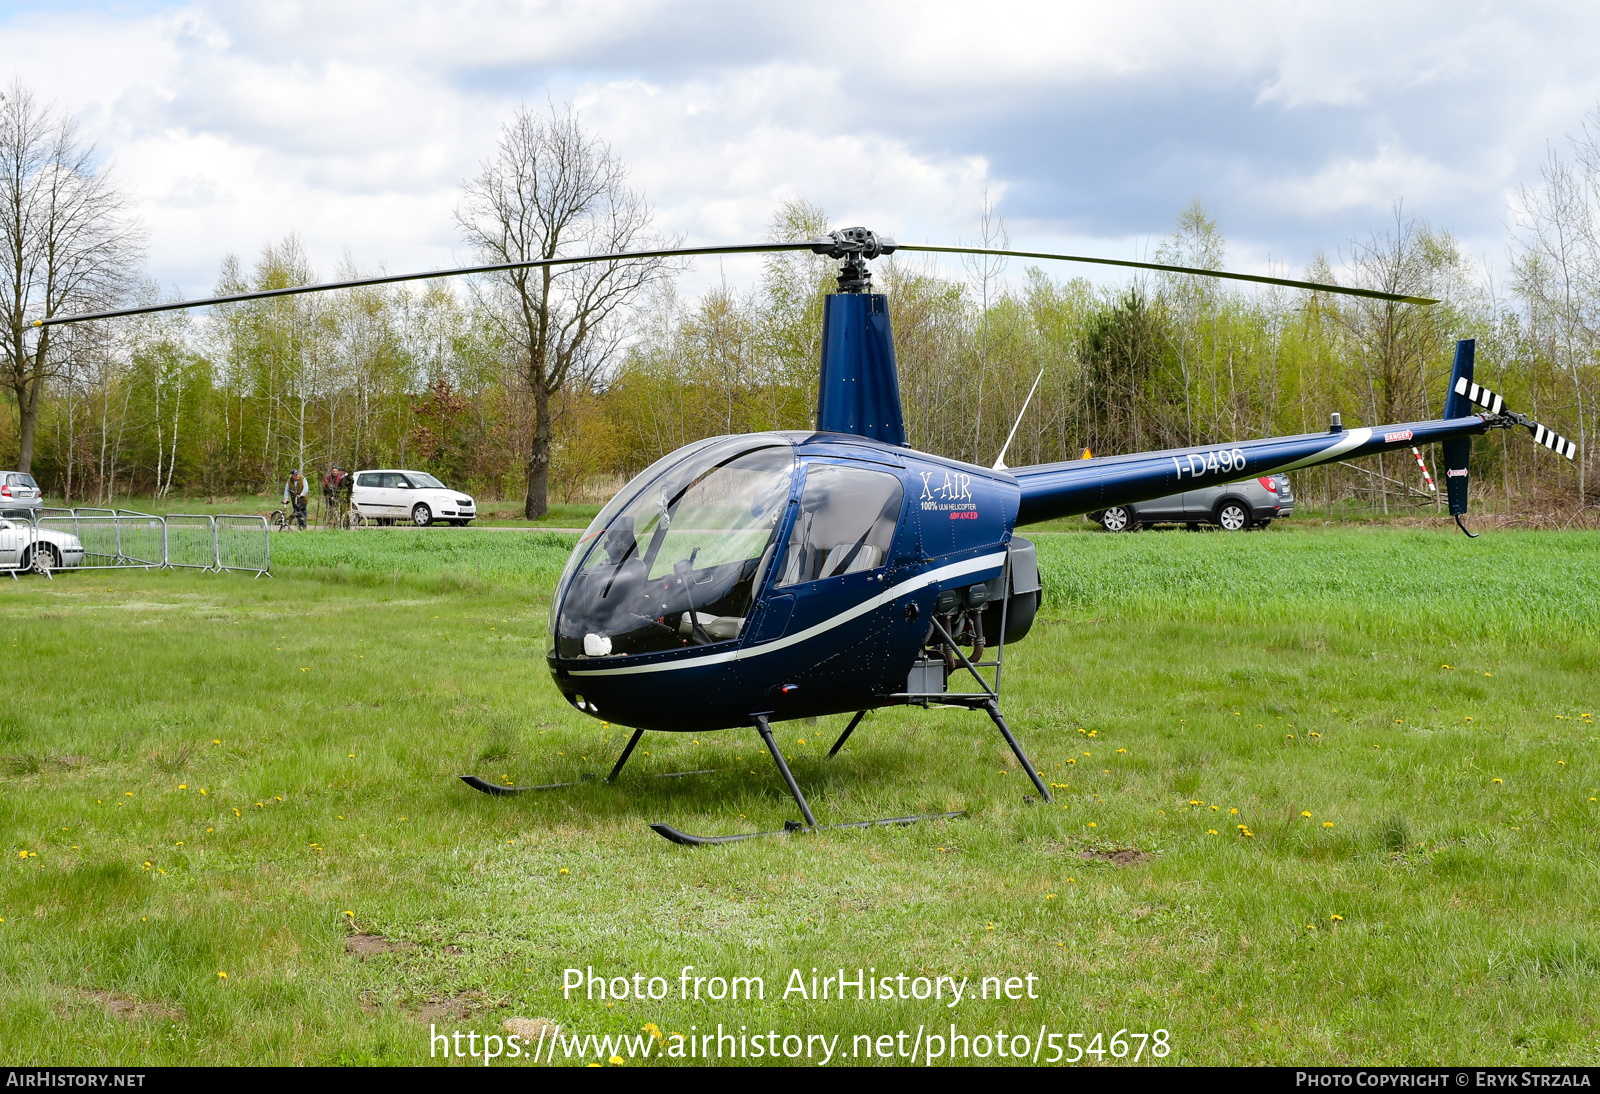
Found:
741,461 -> 906,702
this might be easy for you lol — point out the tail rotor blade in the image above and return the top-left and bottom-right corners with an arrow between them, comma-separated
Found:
1452,377 -> 1577,460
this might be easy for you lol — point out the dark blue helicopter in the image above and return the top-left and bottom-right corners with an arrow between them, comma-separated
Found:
41,227 -> 1578,844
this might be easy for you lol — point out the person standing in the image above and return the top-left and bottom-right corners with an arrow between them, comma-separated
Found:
283,469 -> 309,530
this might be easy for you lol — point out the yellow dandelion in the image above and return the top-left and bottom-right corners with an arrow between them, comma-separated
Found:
1309,732 -> 1321,739
212,739 -> 220,744
1229,808 -> 1238,815
1301,811 -> 1312,818
178,784 -> 187,790
1305,924 -> 1316,931
344,910 -> 354,918
1330,914 -> 1343,922
1189,800 -> 1201,806
199,789 -> 207,796
1207,829 -> 1218,835
560,868 -> 569,875
217,971 -> 226,979
1045,893 -> 1055,900
987,923 -> 994,930
1087,822 -> 1096,828
1116,748 -> 1127,754
1492,778 -> 1503,784
1210,805 -> 1219,812
1323,822 -> 1334,828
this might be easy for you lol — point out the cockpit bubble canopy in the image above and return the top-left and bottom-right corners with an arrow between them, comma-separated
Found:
554,436 -> 797,660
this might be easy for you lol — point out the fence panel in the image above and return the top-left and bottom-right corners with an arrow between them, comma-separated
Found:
36,515 -> 122,570
216,515 -> 271,576
165,514 -> 218,571
114,511 -> 164,568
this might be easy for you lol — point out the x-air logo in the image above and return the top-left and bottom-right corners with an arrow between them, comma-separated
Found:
920,470 -> 978,519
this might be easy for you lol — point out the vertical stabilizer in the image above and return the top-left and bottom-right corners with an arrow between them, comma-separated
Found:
1441,339 -> 1475,517
816,293 -> 906,445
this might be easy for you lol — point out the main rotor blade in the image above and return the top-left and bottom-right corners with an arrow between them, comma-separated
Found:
897,244 -> 1439,305
34,241 -> 817,328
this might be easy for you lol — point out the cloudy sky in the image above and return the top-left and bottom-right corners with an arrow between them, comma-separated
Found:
2,0 -> 1597,300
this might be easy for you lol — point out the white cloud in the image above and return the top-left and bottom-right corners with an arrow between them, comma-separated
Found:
0,0 -> 1595,300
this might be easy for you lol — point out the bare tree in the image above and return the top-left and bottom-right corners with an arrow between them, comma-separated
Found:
0,80 -> 143,474
963,189 -> 1007,462
456,103 -> 670,519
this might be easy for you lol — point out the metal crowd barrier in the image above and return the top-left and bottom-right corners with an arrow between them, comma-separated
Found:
1,508 -> 271,579
216,515 -> 271,576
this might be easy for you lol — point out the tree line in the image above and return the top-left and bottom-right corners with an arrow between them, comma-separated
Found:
2,79 -> 1597,518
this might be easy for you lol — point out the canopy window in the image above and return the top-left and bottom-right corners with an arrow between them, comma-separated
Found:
778,464 -> 904,587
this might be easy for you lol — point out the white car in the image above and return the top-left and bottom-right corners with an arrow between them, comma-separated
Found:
350,470 -> 476,527
0,516 -> 84,572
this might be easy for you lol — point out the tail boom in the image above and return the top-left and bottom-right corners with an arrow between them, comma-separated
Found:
1012,416 -> 1488,526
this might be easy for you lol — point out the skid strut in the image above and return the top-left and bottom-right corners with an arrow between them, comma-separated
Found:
649,713 -> 966,845
827,710 -> 868,757
756,714 -> 816,827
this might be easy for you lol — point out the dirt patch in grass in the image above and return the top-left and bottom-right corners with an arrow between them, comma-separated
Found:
81,990 -> 184,1022
344,932 -> 415,957
412,992 -> 489,1022
504,1016 -> 559,1041
1079,849 -> 1152,866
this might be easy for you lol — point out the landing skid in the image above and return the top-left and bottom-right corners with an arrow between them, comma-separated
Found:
650,811 -> 966,846
458,769 -> 714,796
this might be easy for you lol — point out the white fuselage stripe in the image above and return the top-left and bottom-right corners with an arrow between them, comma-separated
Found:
1254,428 -> 1373,475
566,550 -> 1008,677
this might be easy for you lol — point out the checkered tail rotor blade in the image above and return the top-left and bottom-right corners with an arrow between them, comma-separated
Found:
1453,377 -> 1578,460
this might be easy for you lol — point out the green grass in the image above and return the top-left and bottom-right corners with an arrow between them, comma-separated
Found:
2,527 -> 1598,1066
38,493 -> 600,530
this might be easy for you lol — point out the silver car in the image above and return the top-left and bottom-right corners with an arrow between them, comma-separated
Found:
0,514 -> 85,572
1091,474 -> 1293,531
1,472 -> 42,512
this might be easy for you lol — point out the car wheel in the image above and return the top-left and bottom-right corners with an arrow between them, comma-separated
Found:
1216,500 -> 1250,531
412,504 -> 433,527
1101,506 -> 1134,532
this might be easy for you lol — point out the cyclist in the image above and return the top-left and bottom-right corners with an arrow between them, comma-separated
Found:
283,469 -> 309,530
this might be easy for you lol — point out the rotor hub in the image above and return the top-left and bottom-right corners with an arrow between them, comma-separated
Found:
809,227 -> 897,293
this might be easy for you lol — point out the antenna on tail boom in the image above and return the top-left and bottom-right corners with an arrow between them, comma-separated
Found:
993,370 -> 1045,471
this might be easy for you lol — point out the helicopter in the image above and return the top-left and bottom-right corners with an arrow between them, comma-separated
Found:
40,226 -> 1579,844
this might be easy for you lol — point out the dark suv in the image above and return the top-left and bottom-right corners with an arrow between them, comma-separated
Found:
1090,474 -> 1292,531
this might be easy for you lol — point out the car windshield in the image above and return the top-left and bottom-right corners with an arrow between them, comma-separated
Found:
554,438 -> 795,659
404,472 -> 447,489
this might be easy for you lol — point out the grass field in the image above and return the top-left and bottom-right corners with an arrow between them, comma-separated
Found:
2,524 -> 1598,1066
44,493 -> 604,530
